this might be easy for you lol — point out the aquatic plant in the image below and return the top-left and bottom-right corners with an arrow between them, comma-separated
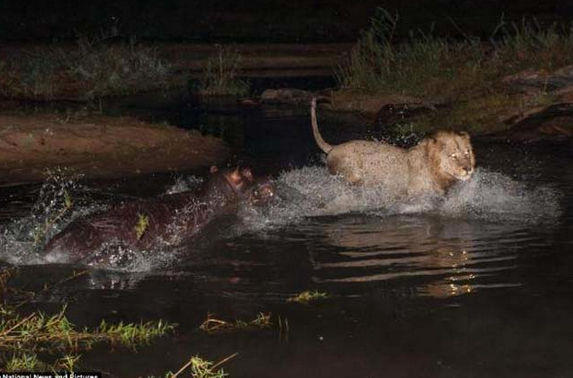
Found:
199,312 -> 271,334
4,352 -> 82,373
0,305 -> 175,352
0,305 -> 175,371
194,46 -> 250,97
168,353 -> 237,378
4,353 -> 40,372
135,213 -> 150,240
287,290 -> 330,304
0,265 -> 176,372
56,354 -> 81,372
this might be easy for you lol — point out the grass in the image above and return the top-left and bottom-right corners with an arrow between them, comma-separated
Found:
167,353 -> 237,378
0,304 -> 176,371
5,353 -> 41,372
0,31 -> 171,100
4,353 -> 80,373
287,290 -> 330,304
193,46 -> 250,97
199,312 -> 271,334
337,9 -> 573,101
334,9 -> 573,134
135,212 -> 150,240
0,305 -> 176,352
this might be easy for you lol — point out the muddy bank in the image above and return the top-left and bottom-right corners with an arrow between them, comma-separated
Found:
0,113 -> 229,184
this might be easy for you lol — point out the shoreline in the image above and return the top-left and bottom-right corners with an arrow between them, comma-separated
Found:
0,113 -> 230,184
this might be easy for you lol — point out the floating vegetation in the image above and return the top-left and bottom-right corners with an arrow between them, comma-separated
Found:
0,306 -> 175,352
135,213 -> 150,240
287,290 -> 330,304
4,352 -> 81,373
169,353 -> 237,378
4,353 -> 41,372
0,265 -> 176,372
199,312 -> 271,334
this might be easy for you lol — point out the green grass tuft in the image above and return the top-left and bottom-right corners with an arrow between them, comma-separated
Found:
287,290 -> 330,304
199,312 -> 271,334
337,8 -> 573,103
0,31 -> 171,100
194,46 -> 250,97
5,353 -> 40,372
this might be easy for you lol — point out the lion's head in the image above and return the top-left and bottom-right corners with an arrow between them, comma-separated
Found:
426,130 -> 475,186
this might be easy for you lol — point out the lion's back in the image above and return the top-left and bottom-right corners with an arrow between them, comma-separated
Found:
326,140 -> 409,188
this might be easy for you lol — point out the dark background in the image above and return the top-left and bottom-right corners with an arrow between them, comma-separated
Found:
1,0 -> 573,43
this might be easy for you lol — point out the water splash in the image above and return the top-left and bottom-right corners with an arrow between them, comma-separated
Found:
165,175 -> 203,195
240,166 -> 562,230
0,170 -> 103,265
0,166 -> 561,274
0,171 -> 211,271
439,170 -> 561,223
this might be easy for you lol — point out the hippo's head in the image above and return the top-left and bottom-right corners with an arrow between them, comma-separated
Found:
201,167 -> 275,206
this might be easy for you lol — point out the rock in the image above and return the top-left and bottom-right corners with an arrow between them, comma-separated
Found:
328,90 -> 433,119
487,103 -> 573,144
490,65 -> 573,143
502,65 -> 573,94
260,88 -> 315,105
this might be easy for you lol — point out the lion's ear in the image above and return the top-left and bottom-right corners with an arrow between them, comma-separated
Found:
457,131 -> 470,139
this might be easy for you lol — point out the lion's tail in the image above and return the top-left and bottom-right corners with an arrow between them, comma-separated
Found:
311,98 -> 333,154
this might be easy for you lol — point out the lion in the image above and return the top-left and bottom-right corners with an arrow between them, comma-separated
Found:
310,98 -> 475,198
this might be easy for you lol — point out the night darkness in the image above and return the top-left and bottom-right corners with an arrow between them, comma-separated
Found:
1,0 -> 573,42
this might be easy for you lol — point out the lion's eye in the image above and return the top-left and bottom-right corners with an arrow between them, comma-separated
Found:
464,150 -> 470,156
450,153 -> 457,159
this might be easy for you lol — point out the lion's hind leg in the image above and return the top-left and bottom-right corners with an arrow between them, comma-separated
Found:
327,156 -> 364,185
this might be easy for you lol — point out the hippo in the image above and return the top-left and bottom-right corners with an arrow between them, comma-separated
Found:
43,167 -> 274,265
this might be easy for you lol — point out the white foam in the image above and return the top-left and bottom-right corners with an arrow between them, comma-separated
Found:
1,166 -> 561,271
239,166 -> 562,231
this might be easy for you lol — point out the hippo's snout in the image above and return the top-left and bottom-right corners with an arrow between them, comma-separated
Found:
248,180 -> 275,205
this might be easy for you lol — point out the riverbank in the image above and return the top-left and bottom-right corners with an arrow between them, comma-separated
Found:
0,112 -> 229,184
0,42 -> 350,101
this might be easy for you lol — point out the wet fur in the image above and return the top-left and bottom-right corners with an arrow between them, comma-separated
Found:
43,168 -> 263,264
310,98 -> 475,198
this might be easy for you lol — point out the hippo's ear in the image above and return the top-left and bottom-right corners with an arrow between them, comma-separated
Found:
241,168 -> 253,181
210,166 -> 219,174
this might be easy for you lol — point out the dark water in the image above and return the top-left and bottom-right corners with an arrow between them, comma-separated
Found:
1,93 -> 572,377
